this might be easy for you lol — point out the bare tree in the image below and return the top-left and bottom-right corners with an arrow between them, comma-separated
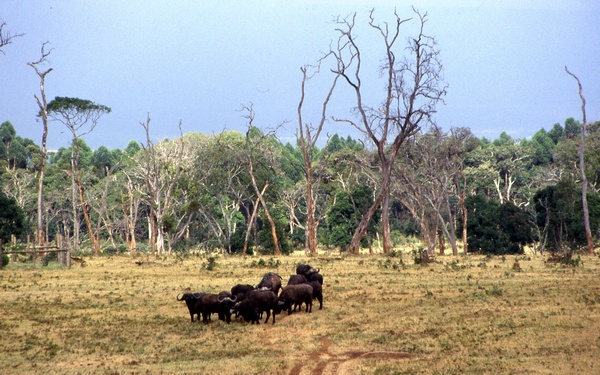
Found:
230,105 -> 282,255
0,20 -> 24,53
28,42 -> 53,244
190,133 -> 248,253
448,127 -> 477,255
136,114 -> 186,255
87,165 -> 120,249
119,172 -> 142,251
332,9 -> 446,253
565,66 -> 595,255
2,169 -> 36,209
297,63 -> 341,254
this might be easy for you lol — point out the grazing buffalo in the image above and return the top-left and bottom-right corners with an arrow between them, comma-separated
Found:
296,264 -> 320,278
278,284 -> 313,315
307,281 -> 323,310
256,272 -> 283,295
177,291 -> 205,322
308,272 -> 323,285
217,291 -> 238,323
286,274 -> 307,286
230,289 -> 280,324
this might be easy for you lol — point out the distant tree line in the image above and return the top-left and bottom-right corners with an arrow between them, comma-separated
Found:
0,117 -> 598,256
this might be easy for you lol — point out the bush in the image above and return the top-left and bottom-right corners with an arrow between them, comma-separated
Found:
326,185 -> 379,251
249,258 -> 281,268
257,210 -> 292,255
203,256 -> 218,271
104,246 -> 118,255
0,192 -> 26,244
460,195 -> 531,255
1,253 -> 9,268
230,226 -> 253,254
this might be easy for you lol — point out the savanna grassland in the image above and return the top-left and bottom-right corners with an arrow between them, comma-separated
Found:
1,252 -> 600,374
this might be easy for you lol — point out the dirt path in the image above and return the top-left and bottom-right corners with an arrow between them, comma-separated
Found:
289,335 -> 411,375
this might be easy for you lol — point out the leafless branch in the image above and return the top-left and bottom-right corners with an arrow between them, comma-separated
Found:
0,20 -> 24,54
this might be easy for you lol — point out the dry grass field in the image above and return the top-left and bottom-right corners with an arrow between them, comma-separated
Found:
1,252 -> 600,374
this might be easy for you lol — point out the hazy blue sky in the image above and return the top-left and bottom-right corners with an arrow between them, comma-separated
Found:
1,0 -> 599,150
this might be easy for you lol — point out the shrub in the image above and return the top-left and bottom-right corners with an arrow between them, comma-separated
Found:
460,195 -> 531,255
1,253 -> 9,268
249,258 -> 281,268
204,256 -> 218,271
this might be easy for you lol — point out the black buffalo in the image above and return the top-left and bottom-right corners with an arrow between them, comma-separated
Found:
177,291 -> 205,322
230,289 -> 280,324
256,272 -> 282,295
307,281 -> 323,310
286,274 -> 307,286
231,283 -> 255,299
199,294 -> 220,323
278,284 -> 313,315
217,291 -> 238,323
308,272 -> 323,285
296,264 -> 319,278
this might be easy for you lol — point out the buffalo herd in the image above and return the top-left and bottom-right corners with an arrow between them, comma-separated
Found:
177,263 -> 323,325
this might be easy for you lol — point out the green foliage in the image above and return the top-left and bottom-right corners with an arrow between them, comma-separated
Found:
91,146 -> 121,177
377,257 -> 404,270
50,138 -> 93,169
257,208 -> 292,255
47,96 -> 111,116
0,191 -> 26,244
545,252 -> 582,267
0,124 -> 40,170
548,123 -> 563,144
203,256 -> 218,271
528,128 -> 555,165
461,195 -> 530,255
492,131 -> 513,147
534,178 -> 600,252
1,253 -> 9,268
326,134 -> 363,153
564,117 -> 580,139
229,225 -> 252,254
326,185 -> 378,251
104,244 -> 128,255
249,258 -> 281,268
124,140 -> 141,157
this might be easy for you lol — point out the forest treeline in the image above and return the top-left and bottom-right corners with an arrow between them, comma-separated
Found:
0,117 -> 598,256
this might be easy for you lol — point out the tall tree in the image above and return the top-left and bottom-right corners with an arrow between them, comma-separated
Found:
332,9 -> 446,253
565,67 -> 595,255
47,97 -> 111,254
296,63 -> 340,254
28,43 -> 53,244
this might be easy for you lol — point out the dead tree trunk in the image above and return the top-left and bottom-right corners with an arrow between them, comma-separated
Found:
297,65 -> 340,255
28,43 -> 53,245
239,106 -> 282,255
565,67 -> 595,255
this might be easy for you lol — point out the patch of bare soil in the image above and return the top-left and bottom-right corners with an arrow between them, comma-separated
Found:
290,335 -> 411,375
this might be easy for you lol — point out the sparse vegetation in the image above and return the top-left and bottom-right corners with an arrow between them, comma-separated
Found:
1,253 -> 599,374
